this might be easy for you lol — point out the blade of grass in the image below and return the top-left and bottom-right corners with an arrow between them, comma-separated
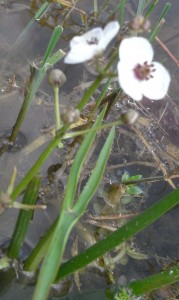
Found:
55,188 -> 179,281
149,3 -> 171,42
24,111 -> 114,272
63,106 -> 107,209
6,1 -> 50,59
77,48 -> 118,111
73,127 -> 115,214
32,127 -> 114,300
42,26 -> 63,66
129,264 -> 179,296
7,176 -> 41,259
136,0 -> 146,15
0,26 -> 64,155
24,218 -> 58,272
145,0 -> 158,19
10,124 -> 69,200
23,110 -> 115,272
46,49 -> 65,65
119,0 -> 128,28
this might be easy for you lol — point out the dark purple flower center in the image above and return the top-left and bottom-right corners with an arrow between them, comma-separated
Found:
133,61 -> 156,81
87,37 -> 99,45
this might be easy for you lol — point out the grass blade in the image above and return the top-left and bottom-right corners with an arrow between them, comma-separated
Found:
137,0 -> 146,15
129,264 -> 179,296
55,188 -> 179,281
11,125 -> 68,200
149,3 -> 171,42
63,106 -> 107,209
42,26 -> 63,66
7,176 -> 41,259
74,127 -> 115,213
145,0 -> 158,19
32,127 -> 114,300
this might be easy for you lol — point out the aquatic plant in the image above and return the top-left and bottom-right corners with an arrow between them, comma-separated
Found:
0,1 -> 178,300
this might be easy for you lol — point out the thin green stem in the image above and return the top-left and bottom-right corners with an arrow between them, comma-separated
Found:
53,86 -> 61,131
55,189 -> 179,281
89,78 -> 113,121
129,265 -> 179,296
137,0 -> 146,15
93,0 -> 98,17
7,176 -> 41,259
24,218 -> 58,271
77,48 -> 118,112
145,0 -> 159,19
10,125 -> 69,200
120,0 -> 127,28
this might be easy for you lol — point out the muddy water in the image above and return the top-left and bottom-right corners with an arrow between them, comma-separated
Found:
0,1 -> 179,299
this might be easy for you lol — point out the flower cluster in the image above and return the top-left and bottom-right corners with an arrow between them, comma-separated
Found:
64,21 -> 170,101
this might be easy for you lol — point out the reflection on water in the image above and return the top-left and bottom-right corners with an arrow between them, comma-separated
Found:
0,1 -> 179,299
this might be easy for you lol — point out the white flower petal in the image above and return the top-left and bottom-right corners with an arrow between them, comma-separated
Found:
99,21 -> 120,49
117,61 -> 143,101
119,37 -> 154,65
64,44 -> 99,64
141,62 -> 171,100
70,28 -> 103,48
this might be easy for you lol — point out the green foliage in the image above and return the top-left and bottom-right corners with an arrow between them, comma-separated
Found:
122,172 -> 142,182
55,189 -> 179,282
114,288 -> 131,300
32,118 -> 115,300
1,2 -> 177,300
149,2 -> 171,41
7,176 -> 41,259
122,172 -> 143,195
129,264 -> 179,296
126,186 -> 143,195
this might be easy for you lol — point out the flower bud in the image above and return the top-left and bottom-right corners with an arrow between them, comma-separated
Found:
61,106 -> 80,124
48,69 -> 66,87
129,16 -> 151,32
121,109 -> 139,125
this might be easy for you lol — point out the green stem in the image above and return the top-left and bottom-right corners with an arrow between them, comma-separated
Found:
129,265 -> 179,296
53,86 -> 61,131
55,189 -> 179,282
137,0 -> 146,15
24,218 -> 58,271
120,0 -> 127,28
10,125 -> 69,200
77,48 -> 118,112
93,0 -> 98,17
7,176 -> 41,259
89,78 -> 113,121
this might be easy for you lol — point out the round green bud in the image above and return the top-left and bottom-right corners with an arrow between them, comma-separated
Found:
48,69 -> 66,87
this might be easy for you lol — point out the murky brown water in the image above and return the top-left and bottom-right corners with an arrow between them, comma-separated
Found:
0,1 -> 179,299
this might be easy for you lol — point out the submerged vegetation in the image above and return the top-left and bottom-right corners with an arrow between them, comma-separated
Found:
0,1 -> 179,300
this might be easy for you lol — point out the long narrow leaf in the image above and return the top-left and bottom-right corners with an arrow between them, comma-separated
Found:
5,1 -> 50,59
129,264 -> 179,296
137,0 -> 146,15
63,106 -> 107,209
7,176 -> 41,258
55,188 -> 179,281
74,127 -> 115,213
32,127 -> 114,300
11,125 -> 69,200
42,26 -> 63,66
145,0 -> 158,19
46,49 -> 65,65
149,3 -> 171,41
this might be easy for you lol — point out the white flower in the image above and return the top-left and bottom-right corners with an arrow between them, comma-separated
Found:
64,21 -> 120,64
117,37 -> 170,101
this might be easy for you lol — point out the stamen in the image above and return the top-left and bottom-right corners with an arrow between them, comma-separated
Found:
133,61 -> 156,81
87,37 -> 99,45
